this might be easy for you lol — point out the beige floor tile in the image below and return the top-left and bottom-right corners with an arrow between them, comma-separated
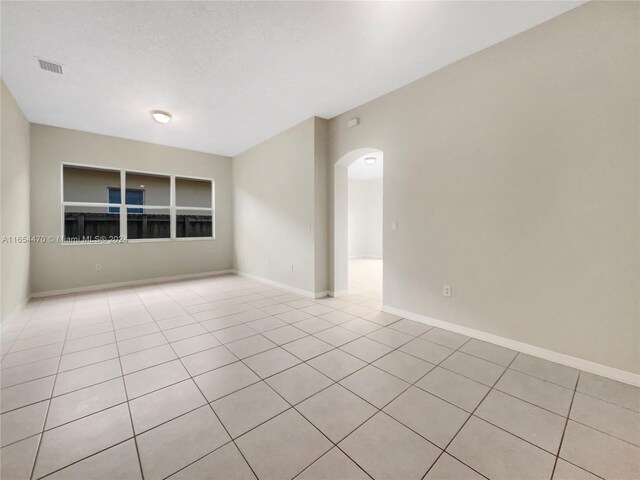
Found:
366,327 -> 413,348
137,406 -> 230,480
560,420 -> 640,480
225,335 -> 277,359
424,453 -> 485,480
298,384 -> 376,442
314,326 -> 361,347
246,316 -> 287,333
440,352 -> 505,386
171,442 -> 256,480
389,319 -> 432,337
243,347 -> 300,378
340,337 -> 393,363
385,386 -> 469,448
180,345 -> 238,376
420,328 -> 469,349
294,317 -> 334,335
341,318 -> 382,335
448,416 -> 555,480
400,338 -> 454,364
416,367 -> 490,412
0,400 -> 49,447
570,392 -> 639,445
46,378 -> 127,429
47,439 -> 142,480
317,310 -> 358,325
1,375 -> 55,413
58,344 -> 119,372
115,323 -> 160,342
297,447 -> 369,480
266,363 -> 333,405
475,389 -> 566,453
171,333 -> 221,357
262,325 -> 308,345
0,434 -> 40,480
374,350 -> 435,383
362,311 -> 401,326
120,344 -> 177,374
163,323 -> 207,342
63,332 -> 115,355
1,344 -> 63,370
129,379 -> 206,433
510,354 -> 579,388
236,409 -> 331,480
552,459 -> 600,480
33,404 -> 133,478
577,372 -> 640,412
495,369 -> 574,416
212,325 -> 257,344
212,382 -> 289,438
340,412 -> 440,480
54,358 -> 122,396
459,339 -> 517,366
124,359 -> 189,399
276,310 -> 314,324
1,357 -> 58,388
308,349 -> 366,381
282,336 -> 333,361
340,365 -> 409,408
194,361 -> 260,402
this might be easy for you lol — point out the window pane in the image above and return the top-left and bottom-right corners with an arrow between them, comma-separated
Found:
64,205 -> 120,241
126,208 -> 170,240
126,173 -> 170,206
63,166 -> 120,203
176,209 -> 213,238
176,178 -> 212,208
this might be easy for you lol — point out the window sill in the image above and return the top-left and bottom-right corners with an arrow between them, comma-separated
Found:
60,237 -> 215,245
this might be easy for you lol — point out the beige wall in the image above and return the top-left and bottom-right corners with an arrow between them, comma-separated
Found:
233,117 -> 328,295
329,2 -> 639,373
0,79 -> 31,322
30,125 -> 233,294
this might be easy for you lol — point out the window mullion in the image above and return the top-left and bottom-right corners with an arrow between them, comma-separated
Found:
120,170 -> 126,240
170,175 -> 176,239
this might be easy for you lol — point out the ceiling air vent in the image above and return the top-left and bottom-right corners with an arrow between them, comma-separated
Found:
37,59 -> 63,75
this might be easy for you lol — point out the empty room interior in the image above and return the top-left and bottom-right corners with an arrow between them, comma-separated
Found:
0,2 -> 638,479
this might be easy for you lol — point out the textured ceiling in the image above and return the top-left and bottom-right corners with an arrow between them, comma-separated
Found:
1,1 -> 582,156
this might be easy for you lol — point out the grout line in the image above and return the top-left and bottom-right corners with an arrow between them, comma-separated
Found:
28,296 -> 75,480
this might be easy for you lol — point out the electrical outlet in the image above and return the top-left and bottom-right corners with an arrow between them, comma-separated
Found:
95,264 -> 102,271
443,285 -> 452,297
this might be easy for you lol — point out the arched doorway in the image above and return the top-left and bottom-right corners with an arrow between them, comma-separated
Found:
333,147 -> 383,299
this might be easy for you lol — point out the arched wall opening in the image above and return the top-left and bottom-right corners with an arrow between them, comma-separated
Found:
333,147 -> 383,296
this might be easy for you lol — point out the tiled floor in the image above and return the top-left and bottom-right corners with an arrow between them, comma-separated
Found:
1,274 -> 638,480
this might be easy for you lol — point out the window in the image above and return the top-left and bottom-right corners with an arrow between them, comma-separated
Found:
176,178 -> 214,238
108,188 -> 144,214
61,164 -> 214,243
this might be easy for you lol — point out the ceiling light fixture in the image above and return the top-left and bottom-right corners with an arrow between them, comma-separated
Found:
151,110 -> 172,124
364,157 -> 377,166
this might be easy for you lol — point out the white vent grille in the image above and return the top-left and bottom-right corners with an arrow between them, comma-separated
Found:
38,59 -> 63,75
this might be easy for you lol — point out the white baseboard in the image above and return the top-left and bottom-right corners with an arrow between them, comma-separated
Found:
30,270 -> 235,299
383,304 -> 640,387
348,255 -> 383,260
328,289 -> 349,298
234,271 -> 328,299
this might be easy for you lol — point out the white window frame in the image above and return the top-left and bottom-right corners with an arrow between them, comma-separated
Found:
60,162 -> 216,244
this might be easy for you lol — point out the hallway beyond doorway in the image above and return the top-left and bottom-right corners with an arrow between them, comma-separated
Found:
348,258 -> 382,301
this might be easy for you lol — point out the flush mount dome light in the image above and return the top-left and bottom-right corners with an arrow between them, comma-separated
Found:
151,110 -> 172,124
364,157 -> 377,166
